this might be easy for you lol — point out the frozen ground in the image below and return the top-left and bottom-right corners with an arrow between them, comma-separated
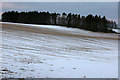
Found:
0,22 -> 118,78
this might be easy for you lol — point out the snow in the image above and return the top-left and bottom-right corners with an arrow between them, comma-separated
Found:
112,29 -> 120,33
0,22 -> 118,78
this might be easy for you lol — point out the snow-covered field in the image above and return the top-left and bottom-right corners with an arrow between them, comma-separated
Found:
0,22 -> 118,78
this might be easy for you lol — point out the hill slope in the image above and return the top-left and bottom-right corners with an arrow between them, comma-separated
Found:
0,22 -> 118,78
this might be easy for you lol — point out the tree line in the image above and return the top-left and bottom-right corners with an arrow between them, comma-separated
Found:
2,11 -> 117,32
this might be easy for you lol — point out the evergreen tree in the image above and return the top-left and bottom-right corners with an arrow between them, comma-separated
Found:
67,13 -> 72,27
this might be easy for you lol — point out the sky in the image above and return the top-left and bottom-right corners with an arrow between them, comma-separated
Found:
1,2 -> 119,23
1,0 -> 119,2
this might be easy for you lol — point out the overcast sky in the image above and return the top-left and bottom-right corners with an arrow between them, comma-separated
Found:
1,2 -> 118,23
1,0 -> 119,2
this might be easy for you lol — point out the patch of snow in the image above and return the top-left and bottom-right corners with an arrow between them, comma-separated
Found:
112,29 -> 120,33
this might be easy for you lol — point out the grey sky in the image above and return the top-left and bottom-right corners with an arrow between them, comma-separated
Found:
1,2 -> 118,23
1,0 -> 119,2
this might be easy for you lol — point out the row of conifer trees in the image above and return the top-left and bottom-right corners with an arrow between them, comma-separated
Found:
2,11 -> 116,32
